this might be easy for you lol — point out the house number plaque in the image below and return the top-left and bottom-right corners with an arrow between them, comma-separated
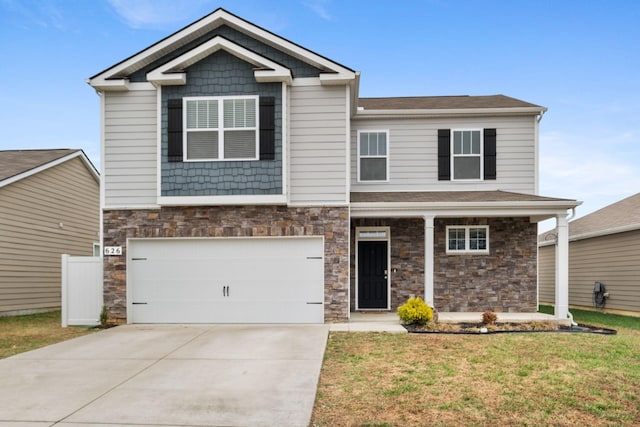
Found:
103,246 -> 123,256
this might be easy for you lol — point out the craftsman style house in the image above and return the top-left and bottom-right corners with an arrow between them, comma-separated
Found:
89,8 -> 578,324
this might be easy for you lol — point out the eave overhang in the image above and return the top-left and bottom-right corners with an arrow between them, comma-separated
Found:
354,106 -> 547,120
351,201 -> 580,221
350,192 -> 581,222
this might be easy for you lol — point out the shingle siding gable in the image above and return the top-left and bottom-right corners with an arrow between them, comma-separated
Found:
129,25 -> 322,82
160,51 -> 282,196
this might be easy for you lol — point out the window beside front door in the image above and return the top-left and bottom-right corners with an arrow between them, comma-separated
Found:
358,130 -> 389,182
446,225 -> 489,254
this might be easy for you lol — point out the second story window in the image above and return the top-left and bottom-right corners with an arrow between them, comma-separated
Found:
184,96 -> 258,161
452,130 -> 482,180
437,128 -> 496,181
358,130 -> 389,182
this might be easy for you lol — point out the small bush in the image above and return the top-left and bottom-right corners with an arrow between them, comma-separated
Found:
99,305 -> 109,327
482,310 -> 498,325
397,297 -> 433,325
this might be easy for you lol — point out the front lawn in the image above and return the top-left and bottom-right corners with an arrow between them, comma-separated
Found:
0,311 -> 95,359
312,317 -> 640,425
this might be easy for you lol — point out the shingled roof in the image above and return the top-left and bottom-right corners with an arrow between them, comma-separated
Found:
351,190 -> 574,204
0,149 -> 81,182
569,193 -> 640,236
358,95 -> 543,110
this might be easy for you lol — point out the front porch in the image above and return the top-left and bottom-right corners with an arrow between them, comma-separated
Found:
349,190 -> 581,322
329,311 -> 567,333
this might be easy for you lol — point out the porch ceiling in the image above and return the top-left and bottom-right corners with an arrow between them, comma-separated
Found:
349,190 -> 581,221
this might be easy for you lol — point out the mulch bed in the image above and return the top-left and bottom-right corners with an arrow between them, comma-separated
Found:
404,322 -> 617,335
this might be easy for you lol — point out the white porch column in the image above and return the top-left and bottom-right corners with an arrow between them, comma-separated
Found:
424,215 -> 435,306
554,213 -> 569,319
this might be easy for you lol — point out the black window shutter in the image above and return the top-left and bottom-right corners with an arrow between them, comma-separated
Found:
484,128 -> 497,180
167,99 -> 183,162
437,129 -> 451,181
259,96 -> 275,160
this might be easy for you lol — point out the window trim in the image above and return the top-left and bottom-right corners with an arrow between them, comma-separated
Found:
450,129 -> 483,181
183,95 -> 259,162
445,225 -> 490,254
357,129 -> 390,182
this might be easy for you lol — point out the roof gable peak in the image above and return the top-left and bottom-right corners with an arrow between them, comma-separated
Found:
88,8 -> 354,91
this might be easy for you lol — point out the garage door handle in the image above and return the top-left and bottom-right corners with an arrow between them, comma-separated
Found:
132,302 -> 147,305
306,302 -> 322,305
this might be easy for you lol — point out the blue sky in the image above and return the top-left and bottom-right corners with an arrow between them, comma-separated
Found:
1,0 -> 639,230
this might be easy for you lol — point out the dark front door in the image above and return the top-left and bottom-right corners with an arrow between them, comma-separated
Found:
358,241 -> 388,309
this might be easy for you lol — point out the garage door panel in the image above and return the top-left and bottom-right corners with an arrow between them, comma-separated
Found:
128,237 -> 324,324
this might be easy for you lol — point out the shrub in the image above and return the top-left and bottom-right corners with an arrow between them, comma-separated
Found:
482,310 -> 498,325
99,305 -> 109,327
397,297 -> 433,325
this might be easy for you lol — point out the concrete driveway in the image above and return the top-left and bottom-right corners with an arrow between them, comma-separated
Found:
0,324 -> 329,427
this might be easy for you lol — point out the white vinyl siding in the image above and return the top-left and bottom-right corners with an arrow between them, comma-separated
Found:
289,84 -> 348,205
103,90 -> 157,207
351,115 -> 537,193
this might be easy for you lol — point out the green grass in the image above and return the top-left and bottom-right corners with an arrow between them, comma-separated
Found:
312,317 -> 640,426
0,310 -> 95,359
539,304 -> 640,330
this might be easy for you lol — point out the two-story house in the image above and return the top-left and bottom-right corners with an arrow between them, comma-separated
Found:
89,8 -> 579,324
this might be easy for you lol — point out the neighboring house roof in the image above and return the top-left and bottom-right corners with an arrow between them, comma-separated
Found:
0,149 -> 99,188
359,95 -> 543,111
539,192 -> 640,243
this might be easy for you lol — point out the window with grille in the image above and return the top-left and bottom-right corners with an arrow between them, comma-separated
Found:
184,96 -> 258,161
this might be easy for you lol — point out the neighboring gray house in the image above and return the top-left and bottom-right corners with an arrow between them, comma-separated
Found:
539,193 -> 640,316
88,8 -> 579,324
0,149 -> 100,315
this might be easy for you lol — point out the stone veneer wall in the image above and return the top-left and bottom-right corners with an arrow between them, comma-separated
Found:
434,217 -> 538,312
350,218 -> 425,311
103,206 -> 349,323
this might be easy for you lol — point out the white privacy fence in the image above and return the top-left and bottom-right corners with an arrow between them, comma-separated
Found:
61,254 -> 103,327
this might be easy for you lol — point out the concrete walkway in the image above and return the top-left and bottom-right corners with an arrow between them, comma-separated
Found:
0,324 -> 328,427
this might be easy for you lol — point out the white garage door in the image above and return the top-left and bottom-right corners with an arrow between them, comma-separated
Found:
128,237 -> 324,324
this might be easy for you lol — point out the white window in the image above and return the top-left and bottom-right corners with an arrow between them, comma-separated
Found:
452,129 -> 482,180
446,225 -> 489,254
358,130 -> 389,181
184,96 -> 258,161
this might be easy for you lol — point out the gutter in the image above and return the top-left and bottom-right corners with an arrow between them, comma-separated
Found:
354,106 -> 547,119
